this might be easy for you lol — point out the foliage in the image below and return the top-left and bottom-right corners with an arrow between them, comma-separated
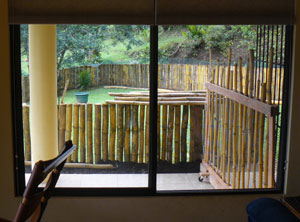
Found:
182,25 -> 206,46
78,70 -> 92,91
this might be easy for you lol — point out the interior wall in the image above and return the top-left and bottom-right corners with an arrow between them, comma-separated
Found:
0,0 -> 299,221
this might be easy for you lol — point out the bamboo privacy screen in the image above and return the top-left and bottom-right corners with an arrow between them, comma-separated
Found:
204,48 -> 280,189
22,92 -> 205,165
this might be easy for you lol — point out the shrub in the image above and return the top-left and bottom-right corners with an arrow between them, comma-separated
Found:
78,70 -> 92,91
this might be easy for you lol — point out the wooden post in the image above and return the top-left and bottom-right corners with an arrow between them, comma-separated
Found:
109,104 -> 116,161
102,104 -> 108,162
181,105 -> 188,163
66,104 -> 73,162
124,105 -> 131,162
79,104 -> 86,163
145,105 -> 150,163
94,104 -> 101,163
23,105 -> 31,161
86,104 -> 93,163
138,105 -> 145,163
174,105 -> 181,163
58,104 -> 66,153
117,104 -> 124,162
161,105 -> 168,161
167,105 -> 174,162
132,105 -> 139,162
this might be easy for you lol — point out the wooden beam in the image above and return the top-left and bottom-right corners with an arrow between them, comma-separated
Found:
205,83 -> 279,116
202,161 -> 231,189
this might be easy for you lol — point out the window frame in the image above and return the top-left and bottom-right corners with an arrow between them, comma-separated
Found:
11,24 -> 294,197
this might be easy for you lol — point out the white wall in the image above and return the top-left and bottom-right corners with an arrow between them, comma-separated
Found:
0,1 -> 299,221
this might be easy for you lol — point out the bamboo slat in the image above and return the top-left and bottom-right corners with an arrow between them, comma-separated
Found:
109,104 -> 116,161
161,105 -> 168,161
157,105 -> 161,160
138,105 -> 145,163
87,104 -> 93,164
117,105 -> 124,162
102,104 -> 108,162
145,105 -> 150,163
167,105 -> 174,162
174,105 -> 181,163
259,83 -> 266,188
124,105 -> 131,162
79,104 -> 86,163
58,104 -> 66,153
181,105 -> 188,163
94,104 -> 101,163
23,105 -> 31,161
66,104 -> 73,162
72,104 -> 79,162
132,105 -> 139,162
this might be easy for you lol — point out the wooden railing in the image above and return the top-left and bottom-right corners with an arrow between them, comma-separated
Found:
204,49 -> 280,189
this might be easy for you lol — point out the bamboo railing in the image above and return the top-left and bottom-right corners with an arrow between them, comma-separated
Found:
22,92 -> 206,164
204,48 -> 280,189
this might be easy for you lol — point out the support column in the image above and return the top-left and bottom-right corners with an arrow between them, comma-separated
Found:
29,25 -> 58,166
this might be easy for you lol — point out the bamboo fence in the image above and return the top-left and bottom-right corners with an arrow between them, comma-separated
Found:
204,48 -> 280,189
22,92 -> 206,165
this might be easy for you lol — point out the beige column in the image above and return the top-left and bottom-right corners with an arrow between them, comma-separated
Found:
29,25 -> 58,165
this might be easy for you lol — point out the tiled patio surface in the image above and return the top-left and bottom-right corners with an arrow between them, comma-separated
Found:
25,173 -> 214,190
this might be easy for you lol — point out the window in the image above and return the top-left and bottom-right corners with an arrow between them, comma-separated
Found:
11,24 -> 293,195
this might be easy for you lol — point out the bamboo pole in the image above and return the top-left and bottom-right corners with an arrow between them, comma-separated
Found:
174,105 -> 181,163
246,51 -> 255,188
157,105 -> 161,160
181,105 -> 188,163
132,105 -> 139,162
138,105 -> 145,163
237,57 -> 243,189
258,83 -> 266,188
145,105 -> 150,163
72,104 -> 79,162
87,104 -> 93,164
58,104 -> 66,153
265,47 -> 274,188
102,104 -> 108,162
232,64 -> 238,188
227,70 -> 233,184
167,105 -> 174,162
213,60 -> 220,167
109,104 -> 116,161
114,96 -> 205,101
66,104 -> 73,162
161,105 -> 168,161
94,104 -> 101,163
117,105 -> 124,162
241,61 -> 249,188
124,105 -> 131,162
23,105 -> 31,161
79,104 -> 86,163
252,80 -> 260,188
208,70 -> 215,164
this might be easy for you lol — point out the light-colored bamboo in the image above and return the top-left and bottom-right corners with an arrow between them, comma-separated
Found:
174,105 -> 181,163
264,47 -> 274,188
58,104 -> 66,153
252,80 -> 260,188
167,105 -> 174,162
117,105 -> 124,162
145,105 -> 150,163
138,105 -> 145,163
72,104 -> 79,162
232,64 -> 238,188
79,104 -> 86,163
258,83 -> 267,188
23,105 -> 31,161
109,104 -> 116,161
94,104 -> 101,163
227,70 -> 233,184
161,105 -> 168,161
237,57 -> 243,189
87,104 -> 93,164
132,105 -> 139,162
181,105 -> 188,163
102,104 -> 108,162
66,104 -> 73,162
124,105 -> 131,162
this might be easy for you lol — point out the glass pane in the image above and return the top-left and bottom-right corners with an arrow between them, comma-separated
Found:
156,25 -> 285,191
21,24 -> 150,188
